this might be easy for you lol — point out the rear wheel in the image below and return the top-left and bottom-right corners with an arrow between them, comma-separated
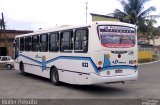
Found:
50,67 -> 60,86
6,64 -> 12,70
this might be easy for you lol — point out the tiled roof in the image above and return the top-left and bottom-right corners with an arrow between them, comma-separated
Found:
0,29 -> 33,33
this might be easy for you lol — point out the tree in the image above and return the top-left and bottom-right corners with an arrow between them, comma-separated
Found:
113,0 -> 160,42
145,19 -> 157,44
114,0 -> 158,26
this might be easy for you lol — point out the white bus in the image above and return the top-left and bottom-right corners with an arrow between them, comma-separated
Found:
14,21 -> 138,85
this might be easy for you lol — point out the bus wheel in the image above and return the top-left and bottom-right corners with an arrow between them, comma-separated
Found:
6,64 -> 12,70
50,67 -> 60,86
20,62 -> 26,75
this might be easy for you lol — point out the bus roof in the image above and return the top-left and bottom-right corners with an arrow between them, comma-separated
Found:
94,21 -> 136,27
15,24 -> 90,38
15,21 -> 136,38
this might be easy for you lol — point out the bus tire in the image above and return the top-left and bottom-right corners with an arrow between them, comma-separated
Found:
6,64 -> 12,70
50,67 -> 60,86
20,62 -> 27,75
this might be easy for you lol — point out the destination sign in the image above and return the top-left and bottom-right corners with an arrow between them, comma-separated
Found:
99,25 -> 135,33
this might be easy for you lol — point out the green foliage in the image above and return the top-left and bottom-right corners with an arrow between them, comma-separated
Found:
114,0 -> 159,42
114,0 -> 157,24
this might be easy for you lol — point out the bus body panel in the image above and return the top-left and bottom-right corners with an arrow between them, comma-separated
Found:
96,50 -> 138,77
14,21 -> 138,85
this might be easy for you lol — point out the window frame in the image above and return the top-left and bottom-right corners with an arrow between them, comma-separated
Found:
40,33 -> 48,52
97,25 -> 136,48
15,38 -> 20,50
32,35 -> 39,52
25,36 -> 32,51
1,57 -> 8,61
74,28 -> 89,53
49,32 -> 59,52
20,37 -> 25,51
60,30 -> 73,53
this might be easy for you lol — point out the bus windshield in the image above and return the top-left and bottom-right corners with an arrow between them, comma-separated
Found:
98,25 -> 136,48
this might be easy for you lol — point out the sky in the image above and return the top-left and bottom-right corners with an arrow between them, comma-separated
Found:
0,0 -> 160,31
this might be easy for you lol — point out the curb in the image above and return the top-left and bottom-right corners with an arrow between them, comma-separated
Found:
138,60 -> 160,65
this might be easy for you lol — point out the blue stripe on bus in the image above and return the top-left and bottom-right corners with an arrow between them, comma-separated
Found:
103,55 -> 111,67
20,54 -> 41,64
101,65 -> 137,71
18,54 -> 136,73
46,56 -> 99,73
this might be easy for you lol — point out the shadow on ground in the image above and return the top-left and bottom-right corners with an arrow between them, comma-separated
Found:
17,72 -> 127,95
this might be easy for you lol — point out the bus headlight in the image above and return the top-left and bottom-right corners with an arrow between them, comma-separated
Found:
98,67 -> 102,70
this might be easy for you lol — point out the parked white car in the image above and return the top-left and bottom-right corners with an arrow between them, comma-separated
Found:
0,56 -> 14,69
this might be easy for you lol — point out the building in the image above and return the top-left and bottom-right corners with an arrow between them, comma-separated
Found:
91,13 -> 120,22
138,36 -> 160,61
149,36 -> 160,58
0,30 -> 33,57
138,44 -> 154,61
149,36 -> 160,46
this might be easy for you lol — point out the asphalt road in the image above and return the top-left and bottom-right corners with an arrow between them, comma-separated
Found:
0,62 -> 160,104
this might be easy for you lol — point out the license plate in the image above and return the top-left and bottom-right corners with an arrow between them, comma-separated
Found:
115,70 -> 123,73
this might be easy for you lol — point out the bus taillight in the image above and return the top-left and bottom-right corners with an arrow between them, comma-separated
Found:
98,67 -> 102,70
98,61 -> 102,65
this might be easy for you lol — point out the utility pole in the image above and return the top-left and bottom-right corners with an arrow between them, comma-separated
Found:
1,12 -> 8,56
0,19 -> 2,30
86,2 -> 88,24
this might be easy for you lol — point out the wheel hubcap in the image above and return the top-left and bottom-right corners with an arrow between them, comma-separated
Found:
7,65 -> 11,69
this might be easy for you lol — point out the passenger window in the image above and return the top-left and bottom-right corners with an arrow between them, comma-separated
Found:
60,31 -> 73,52
1,57 -> 8,61
40,34 -> 48,52
74,29 -> 88,53
25,36 -> 31,51
7,57 -> 10,60
49,32 -> 59,52
14,38 -> 20,59
32,35 -> 39,51
20,37 -> 25,51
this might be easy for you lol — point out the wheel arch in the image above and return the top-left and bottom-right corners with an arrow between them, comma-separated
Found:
6,64 -> 12,69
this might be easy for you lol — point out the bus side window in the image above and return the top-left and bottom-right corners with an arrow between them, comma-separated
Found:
15,38 -> 19,59
25,36 -> 31,51
32,35 -> 39,52
15,38 -> 19,51
40,34 -> 48,52
49,32 -> 59,52
20,37 -> 25,51
74,28 -> 88,53
60,31 -> 73,52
